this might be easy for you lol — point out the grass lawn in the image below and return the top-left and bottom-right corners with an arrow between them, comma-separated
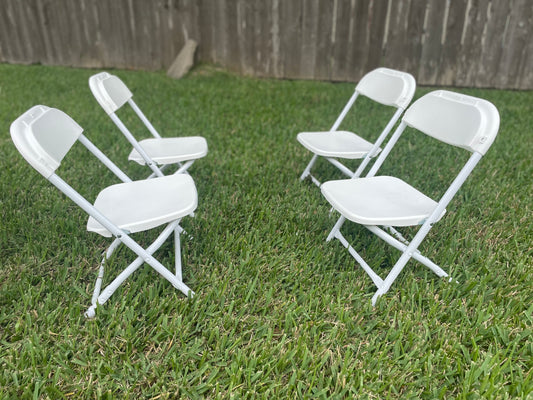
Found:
0,63 -> 531,399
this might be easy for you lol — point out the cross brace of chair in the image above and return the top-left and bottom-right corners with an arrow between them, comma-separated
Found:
326,215 -> 450,305
85,219 -> 192,318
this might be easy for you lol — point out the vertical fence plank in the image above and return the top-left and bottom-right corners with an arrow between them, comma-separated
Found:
236,0 -> 250,75
253,0 -> 274,76
42,1 -> 66,65
213,0 -> 229,66
348,0 -> 371,80
225,0 -> 242,73
0,3 -> 10,61
20,0 -> 44,63
475,0 -> 509,88
331,0 -> 356,81
4,0 -> 43,64
403,0 -> 427,77
2,0 -> 19,62
454,0 -> 490,87
299,0 -> 319,80
340,0 -> 358,82
516,3 -> 533,89
437,0 -> 468,86
196,0 -> 214,63
278,0 -> 302,79
418,1 -> 447,85
365,0 -> 388,73
382,0 -> 414,77
495,0 -> 532,88
311,0 -> 333,80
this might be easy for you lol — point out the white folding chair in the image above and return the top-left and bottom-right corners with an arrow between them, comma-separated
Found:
297,68 -> 416,186
89,72 -> 208,178
11,105 -> 198,318
321,90 -> 500,305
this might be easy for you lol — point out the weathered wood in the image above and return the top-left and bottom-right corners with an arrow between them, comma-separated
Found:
455,0 -> 488,87
255,0 -> 274,76
418,1 -> 446,85
476,0 -> 509,88
364,0 -> 384,73
223,0 -> 241,73
235,0 -> 254,75
0,0 -> 531,88
313,0 -> 334,80
279,0 -> 302,79
196,0 -> 214,62
437,0 -> 468,86
329,0 -> 350,81
299,0 -> 319,80
350,0 -> 372,80
496,0 -> 532,89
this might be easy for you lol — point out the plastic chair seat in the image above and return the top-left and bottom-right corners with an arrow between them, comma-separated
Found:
128,136 -> 208,165
297,130 -> 378,159
321,176 -> 445,227
87,174 -> 197,237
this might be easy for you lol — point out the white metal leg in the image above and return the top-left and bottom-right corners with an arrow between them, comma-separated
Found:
110,113 -> 164,177
90,238 -> 122,307
366,226 -> 448,278
175,226 -> 182,281
325,218 -> 449,307
85,220 -> 192,318
334,230 -> 384,288
383,225 -> 410,245
370,222 -> 440,306
175,160 -> 194,174
371,250 -> 413,306
309,174 -> 322,187
326,158 -> 355,178
327,215 -> 346,242
300,154 -> 318,181
146,164 -> 170,179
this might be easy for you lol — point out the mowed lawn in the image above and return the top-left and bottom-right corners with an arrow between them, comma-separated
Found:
0,63 -> 531,399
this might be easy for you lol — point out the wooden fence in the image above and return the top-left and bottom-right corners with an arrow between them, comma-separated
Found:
1,0 -> 532,89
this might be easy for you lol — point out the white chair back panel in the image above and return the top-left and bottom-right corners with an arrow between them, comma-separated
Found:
89,72 -> 133,115
403,90 -> 500,155
10,105 -> 83,178
356,68 -> 416,110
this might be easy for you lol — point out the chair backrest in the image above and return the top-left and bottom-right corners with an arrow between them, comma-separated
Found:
12,105 -> 140,243
11,105 -> 132,184
10,105 -> 83,178
356,68 -> 416,110
403,90 -> 500,155
89,72 -> 133,115
88,72 -> 165,176
367,90 -> 500,180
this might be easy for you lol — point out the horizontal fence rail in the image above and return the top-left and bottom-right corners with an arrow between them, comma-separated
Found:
1,0 -> 532,89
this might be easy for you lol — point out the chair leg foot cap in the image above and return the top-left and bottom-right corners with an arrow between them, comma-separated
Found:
85,305 -> 96,319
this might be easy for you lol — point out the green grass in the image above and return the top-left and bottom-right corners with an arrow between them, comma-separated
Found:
0,63 -> 531,399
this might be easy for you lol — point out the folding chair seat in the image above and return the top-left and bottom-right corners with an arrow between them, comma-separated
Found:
87,175 -> 197,237
322,176 -> 444,227
297,68 -> 416,186
11,105 -> 197,318
321,90 -> 500,306
89,71 -> 208,178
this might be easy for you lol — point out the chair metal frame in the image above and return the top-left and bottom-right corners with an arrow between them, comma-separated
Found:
298,68 -> 416,186
321,90 -> 500,305
11,105 -> 196,318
